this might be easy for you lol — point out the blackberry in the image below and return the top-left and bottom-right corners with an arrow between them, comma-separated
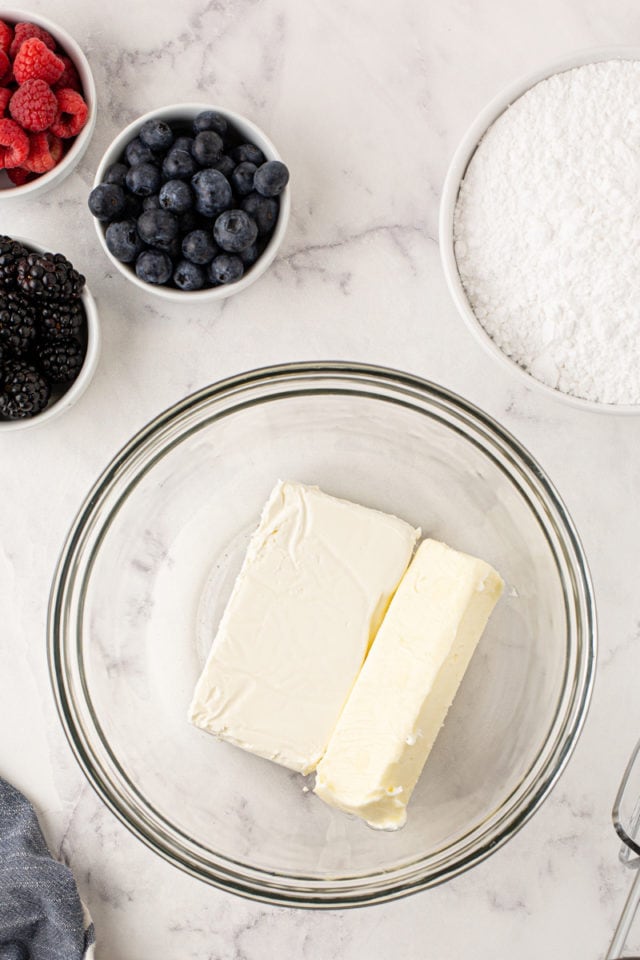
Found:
16,252 -> 85,302
0,235 -> 29,289
36,335 -> 85,383
39,300 -> 85,339
0,291 -> 36,355
0,360 -> 50,419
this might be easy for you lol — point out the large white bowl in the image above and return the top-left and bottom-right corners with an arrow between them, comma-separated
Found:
439,47 -> 640,415
93,102 -> 290,303
0,236 -> 100,431
0,9 -> 97,200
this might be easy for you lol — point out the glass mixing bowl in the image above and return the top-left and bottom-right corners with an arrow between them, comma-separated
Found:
48,363 -> 596,907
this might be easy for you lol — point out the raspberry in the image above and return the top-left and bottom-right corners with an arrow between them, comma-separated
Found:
0,50 -> 9,83
7,167 -> 34,185
9,79 -> 57,132
50,88 -> 87,138
0,21 -> 13,56
14,38 -> 64,86
0,88 -> 11,116
53,56 -> 81,93
0,118 -> 28,168
9,23 -> 56,61
24,130 -> 63,173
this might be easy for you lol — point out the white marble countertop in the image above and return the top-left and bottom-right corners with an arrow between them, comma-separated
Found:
2,0 -> 640,957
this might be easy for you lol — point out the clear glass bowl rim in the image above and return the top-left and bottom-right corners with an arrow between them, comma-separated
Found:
48,361 -> 597,908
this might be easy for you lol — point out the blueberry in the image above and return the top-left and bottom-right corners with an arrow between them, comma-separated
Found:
191,130 -> 223,166
126,162 -> 162,197
88,183 -> 126,222
142,194 -> 161,210
135,250 -> 173,285
231,161 -> 257,197
136,209 -> 179,248
182,229 -> 218,264
213,155 -> 235,179
208,254 -> 244,285
105,219 -> 144,263
173,259 -> 206,291
159,179 -> 193,213
241,192 -> 278,235
103,162 -> 128,187
213,209 -> 258,252
193,111 -> 228,138
125,137 -> 155,166
173,135 -> 194,153
239,242 -> 259,267
191,168 -> 233,217
253,160 -> 289,197
231,143 -> 265,166
139,118 -> 174,152
162,148 -> 197,181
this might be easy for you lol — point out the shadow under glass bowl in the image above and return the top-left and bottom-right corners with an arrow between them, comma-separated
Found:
48,363 -> 596,907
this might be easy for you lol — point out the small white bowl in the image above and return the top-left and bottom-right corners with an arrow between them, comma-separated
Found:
0,236 -> 100,432
93,102 -> 291,302
0,9 -> 96,201
439,46 -> 640,415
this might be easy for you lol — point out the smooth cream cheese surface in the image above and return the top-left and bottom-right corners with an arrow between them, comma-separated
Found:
314,539 -> 504,828
188,480 -> 420,774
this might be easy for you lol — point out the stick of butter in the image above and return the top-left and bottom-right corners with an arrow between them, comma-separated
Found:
189,481 -> 420,774
314,539 -> 504,828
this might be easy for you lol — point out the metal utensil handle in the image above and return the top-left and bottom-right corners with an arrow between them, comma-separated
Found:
607,866 -> 640,959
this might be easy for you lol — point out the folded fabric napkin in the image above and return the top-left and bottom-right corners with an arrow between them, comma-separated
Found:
0,777 -> 95,960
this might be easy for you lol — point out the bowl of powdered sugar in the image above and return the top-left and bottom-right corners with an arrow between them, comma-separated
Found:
440,49 -> 640,411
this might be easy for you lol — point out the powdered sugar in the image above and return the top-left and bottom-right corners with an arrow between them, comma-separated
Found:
453,59 -> 640,405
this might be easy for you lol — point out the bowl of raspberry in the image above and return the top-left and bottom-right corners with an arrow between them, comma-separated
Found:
0,235 -> 100,430
0,11 -> 96,199
88,103 -> 290,301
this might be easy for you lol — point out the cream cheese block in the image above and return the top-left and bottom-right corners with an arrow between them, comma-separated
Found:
189,480 -> 420,774
314,538 -> 504,828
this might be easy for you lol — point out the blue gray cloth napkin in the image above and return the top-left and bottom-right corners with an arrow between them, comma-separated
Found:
0,777 -> 94,960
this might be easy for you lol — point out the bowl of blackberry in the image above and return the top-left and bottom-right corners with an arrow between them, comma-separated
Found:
89,103 -> 290,300
0,235 -> 99,429
0,11 -> 96,198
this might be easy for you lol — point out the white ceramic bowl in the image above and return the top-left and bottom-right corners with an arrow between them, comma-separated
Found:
0,10 -> 97,200
93,102 -> 291,302
439,47 -> 640,415
0,236 -> 100,431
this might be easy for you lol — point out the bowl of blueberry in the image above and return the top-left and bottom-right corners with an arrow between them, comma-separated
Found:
0,234 -> 99,429
88,103 -> 290,299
